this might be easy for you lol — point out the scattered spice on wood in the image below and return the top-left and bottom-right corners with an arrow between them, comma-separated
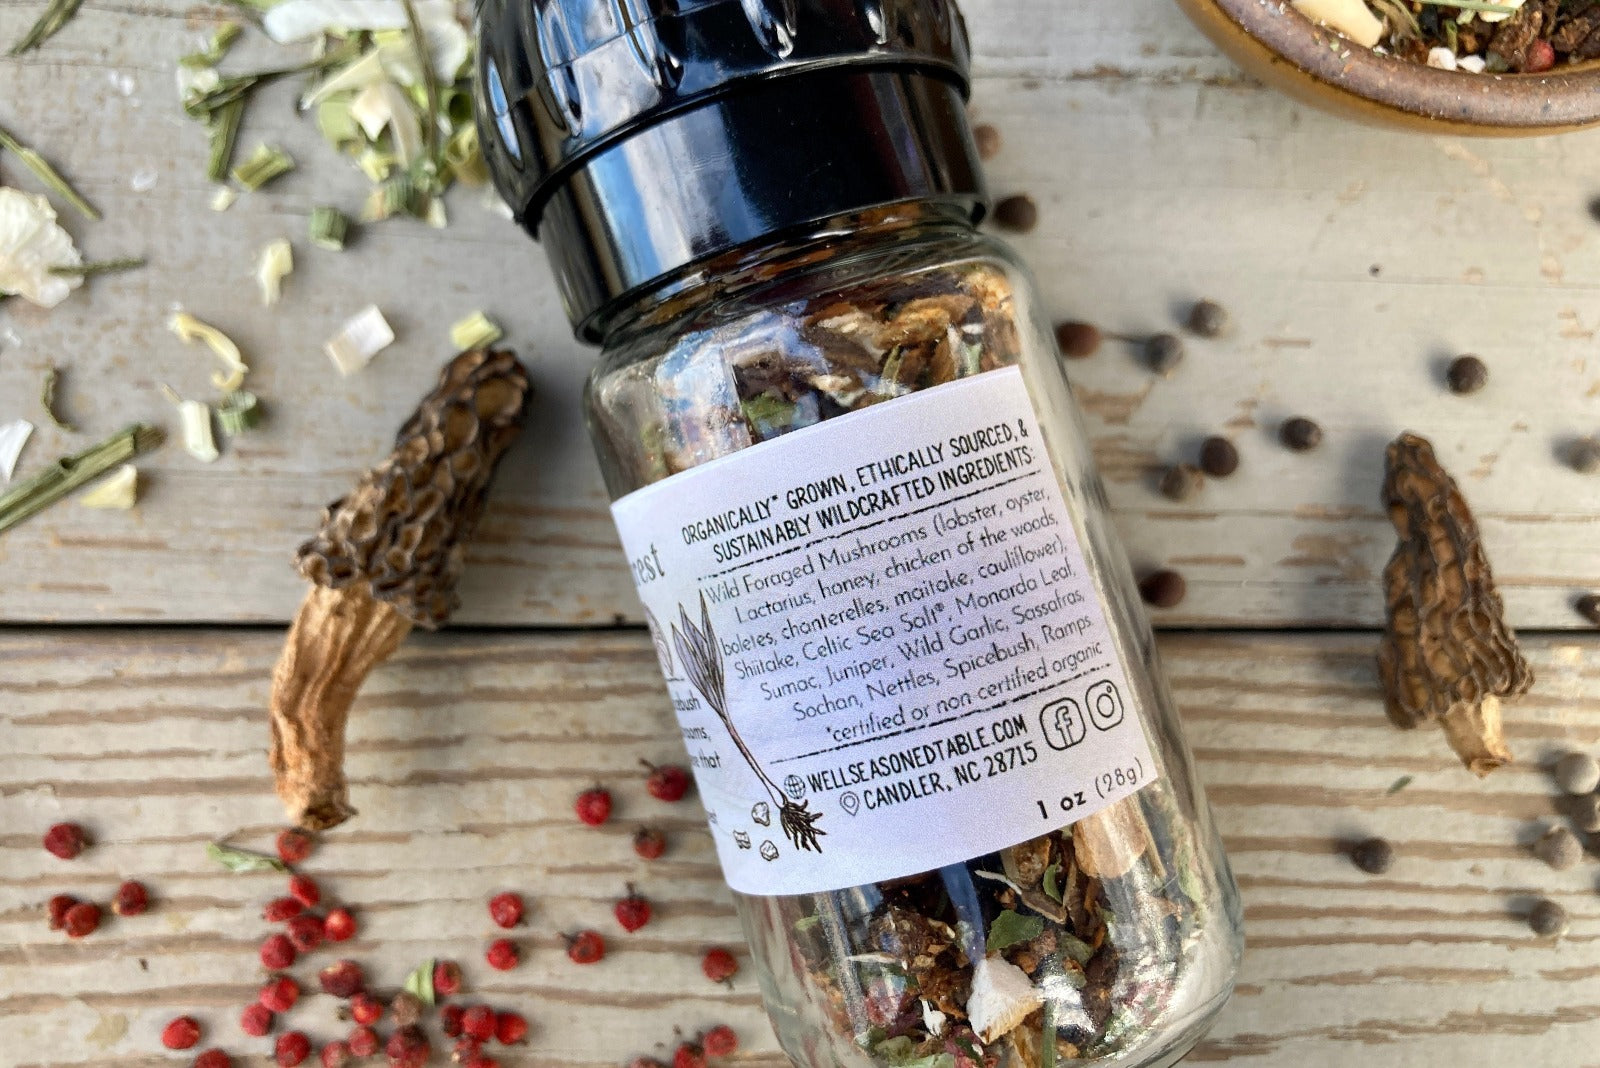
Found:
1054,320 -> 1101,359
992,194 -> 1038,233
1199,436 -> 1239,477
1447,354 -> 1489,395
1145,332 -> 1184,376
1568,437 -> 1600,474
1554,752 -> 1600,795
1139,568 -> 1187,608
269,348 -> 531,829
1186,299 -> 1229,338
1279,417 -> 1322,452
1528,898 -> 1569,938
1349,836 -> 1394,875
973,123 -> 1002,160
1159,463 -> 1204,502
1576,593 -> 1600,626
1534,826 -> 1582,870
0,424 -> 163,536
1378,432 -> 1531,776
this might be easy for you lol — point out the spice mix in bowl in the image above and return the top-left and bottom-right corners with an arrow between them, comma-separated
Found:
1173,0 -> 1600,133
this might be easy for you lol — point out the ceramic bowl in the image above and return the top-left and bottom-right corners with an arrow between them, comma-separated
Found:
1173,0 -> 1600,135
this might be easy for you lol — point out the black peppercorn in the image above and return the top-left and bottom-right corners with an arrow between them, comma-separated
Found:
1199,436 -> 1239,478
1570,437 -> 1600,474
1054,321 -> 1102,359
1146,333 -> 1184,376
1186,300 -> 1229,338
1534,826 -> 1582,870
1576,593 -> 1600,626
1350,837 -> 1393,875
992,195 -> 1038,233
1529,898 -> 1569,938
1446,355 -> 1488,395
1280,417 -> 1323,452
973,124 -> 1002,161
1159,463 -> 1204,502
1138,569 -> 1186,609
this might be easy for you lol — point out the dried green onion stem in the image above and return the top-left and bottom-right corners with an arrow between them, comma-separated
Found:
50,256 -> 147,277
0,121 -> 98,220
0,424 -> 163,535
8,0 -> 85,55
402,0 -> 441,168
232,144 -> 294,191
310,205 -> 350,250
207,98 -> 246,182
218,391 -> 261,434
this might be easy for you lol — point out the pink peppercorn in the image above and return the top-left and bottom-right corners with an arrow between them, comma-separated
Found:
275,1031 -> 311,1067
240,1003 -> 274,1037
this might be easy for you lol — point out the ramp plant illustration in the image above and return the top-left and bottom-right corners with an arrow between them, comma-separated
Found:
672,593 -> 825,853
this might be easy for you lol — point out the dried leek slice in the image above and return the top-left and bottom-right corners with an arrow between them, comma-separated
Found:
449,311 -> 502,352
309,206 -> 350,250
79,463 -> 138,508
324,305 -> 393,376
175,398 -> 219,463
218,390 -> 261,434
256,238 -> 293,305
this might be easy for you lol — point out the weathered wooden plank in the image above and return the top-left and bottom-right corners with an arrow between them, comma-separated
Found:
3,629 -> 1599,1066
1,0 -> 1598,628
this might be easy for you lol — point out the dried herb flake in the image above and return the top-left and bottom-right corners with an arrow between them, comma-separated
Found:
206,841 -> 287,873
985,909 -> 1044,953
401,958 -> 435,1006
1040,861 -> 1063,904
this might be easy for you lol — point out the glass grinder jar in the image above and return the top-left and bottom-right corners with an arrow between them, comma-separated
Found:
473,3 -> 1243,1066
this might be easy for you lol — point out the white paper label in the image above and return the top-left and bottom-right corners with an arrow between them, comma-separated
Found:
613,367 -> 1156,896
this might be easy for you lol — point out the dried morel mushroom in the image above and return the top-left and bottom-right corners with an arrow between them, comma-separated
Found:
270,349 -> 532,828
1377,432 -> 1531,777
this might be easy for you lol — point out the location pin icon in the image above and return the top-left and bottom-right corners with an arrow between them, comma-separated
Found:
840,792 -> 860,816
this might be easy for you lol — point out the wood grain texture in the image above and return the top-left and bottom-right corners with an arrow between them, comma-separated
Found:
3,629 -> 1600,1067
1,0 -> 1599,629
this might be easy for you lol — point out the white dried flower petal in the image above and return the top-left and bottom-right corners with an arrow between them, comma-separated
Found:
920,1000 -> 948,1038
80,464 -> 139,508
0,420 -> 34,481
324,304 -> 394,376
0,189 -> 83,308
256,238 -> 294,306
965,955 -> 1042,1044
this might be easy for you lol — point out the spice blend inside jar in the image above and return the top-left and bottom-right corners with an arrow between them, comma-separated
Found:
476,2 -> 1242,1065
